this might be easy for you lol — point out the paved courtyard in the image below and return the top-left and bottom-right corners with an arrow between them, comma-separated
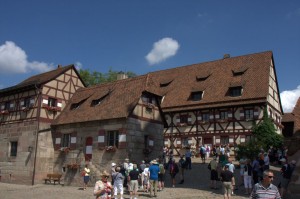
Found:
0,157 -> 282,199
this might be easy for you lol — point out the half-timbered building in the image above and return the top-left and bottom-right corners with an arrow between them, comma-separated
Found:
51,75 -> 165,186
0,65 -> 85,184
147,51 -> 283,154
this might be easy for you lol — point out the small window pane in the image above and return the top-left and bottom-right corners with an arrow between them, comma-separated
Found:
10,141 -> 18,157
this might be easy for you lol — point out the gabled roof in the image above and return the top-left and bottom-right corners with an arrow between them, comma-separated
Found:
52,75 -> 160,125
148,51 -> 278,112
0,65 -> 85,95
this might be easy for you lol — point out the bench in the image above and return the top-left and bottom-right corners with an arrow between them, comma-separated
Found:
44,173 -> 62,185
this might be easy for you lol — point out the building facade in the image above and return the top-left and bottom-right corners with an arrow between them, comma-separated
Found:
0,65 -> 85,184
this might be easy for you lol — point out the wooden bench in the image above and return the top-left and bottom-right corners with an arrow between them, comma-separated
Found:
44,173 -> 62,185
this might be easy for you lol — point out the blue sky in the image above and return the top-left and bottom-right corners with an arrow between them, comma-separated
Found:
0,0 -> 300,113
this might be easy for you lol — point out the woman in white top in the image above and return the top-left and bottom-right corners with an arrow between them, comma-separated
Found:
83,164 -> 91,190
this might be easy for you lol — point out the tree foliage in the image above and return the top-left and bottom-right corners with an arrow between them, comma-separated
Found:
79,68 -> 137,86
236,107 -> 283,160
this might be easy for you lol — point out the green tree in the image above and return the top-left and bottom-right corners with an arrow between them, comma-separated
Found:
236,107 -> 283,160
79,68 -> 137,86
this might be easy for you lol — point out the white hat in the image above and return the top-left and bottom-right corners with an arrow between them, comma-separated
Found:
151,159 -> 158,164
111,162 -> 116,167
291,160 -> 296,164
280,158 -> 286,162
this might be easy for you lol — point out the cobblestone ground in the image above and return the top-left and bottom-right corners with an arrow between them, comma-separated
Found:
0,157 -> 282,199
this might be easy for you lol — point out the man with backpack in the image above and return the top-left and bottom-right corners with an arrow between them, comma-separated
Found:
279,158 -> 292,198
158,159 -> 165,191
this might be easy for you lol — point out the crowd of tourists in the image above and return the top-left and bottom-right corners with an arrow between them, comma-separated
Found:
87,144 -> 296,199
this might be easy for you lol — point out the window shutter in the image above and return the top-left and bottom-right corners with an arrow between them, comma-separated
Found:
118,128 -> 127,149
69,132 -> 77,150
42,96 -> 49,107
176,138 -> 181,148
240,110 -> 244,120
176,116 -> 180,125
187,115 -> 192,125
98,129 -> 105,148
254,108 -> 259,119
56,99 -> 62,111
215,110 -> 220,119
53,132 -> 61,150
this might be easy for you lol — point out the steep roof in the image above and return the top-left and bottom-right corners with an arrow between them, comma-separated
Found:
0,65 -> 84,95
52,75 -> 159,125
148,51 -> 276,112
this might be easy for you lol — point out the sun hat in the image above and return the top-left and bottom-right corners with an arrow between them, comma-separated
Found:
280,158 -> 286,162
151,159 -> 158,164
101,170 -> 110,177
111,162 -> 116,167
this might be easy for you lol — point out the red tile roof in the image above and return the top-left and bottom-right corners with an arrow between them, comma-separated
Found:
53,51 -> 281,125
148,51 -> 277,111
292,98 -> 300,133
52,75 -> 158,125
0,65 -> 84,94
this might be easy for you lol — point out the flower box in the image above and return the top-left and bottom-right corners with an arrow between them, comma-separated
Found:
105,146 -> 116,152
67,163 -> 79,169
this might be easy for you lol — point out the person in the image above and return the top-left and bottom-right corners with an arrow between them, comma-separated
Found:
239,157 -> 246,186
209,156 -> 218,189
243,159 -> 253,195
206,145 -> 210,159
122,158 -> 130,188
252,156 -> 260,184
128,164 -> 140,199
169,159 -> 179,187
158,159 -> 165,191
226,158 -> 236,195
200,145 -> 206,163
111,162 -> 117,186
83,164 -> 91,190
139,160 -> 146,189
185,148 -> 192,169
264,153 -> 270,170
220,165 -> 234,199
94,170 -> 113,199
142,164 -> 150,192
279,158 -> 292,198
178,155 -> 186,184
149,159 -> 160,198
250,170 -> 281,199
112,166 -> 124,199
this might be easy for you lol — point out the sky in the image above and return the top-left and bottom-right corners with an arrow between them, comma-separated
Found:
0,0 -> 299,113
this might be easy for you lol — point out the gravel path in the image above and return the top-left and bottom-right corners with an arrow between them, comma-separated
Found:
0,157 -> 282,199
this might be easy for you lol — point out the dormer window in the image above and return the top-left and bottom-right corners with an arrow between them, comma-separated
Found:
160,79 -> 173,87
190,91 -> 204,101
232,67 -> 248,76
228,86 -> 242,97
91,95 -> 108,106
196,73 -> 211,81
71,98 -> 87,110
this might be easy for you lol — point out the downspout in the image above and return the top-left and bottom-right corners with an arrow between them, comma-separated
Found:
32,84 -> 42,185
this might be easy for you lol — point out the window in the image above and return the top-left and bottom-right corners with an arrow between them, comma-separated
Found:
202,113 -> 209,122
190,91 -> 203,101
62,134 -> 71,147
245,109 -> 254,120
107,131 -> 119,148
182,137 -> 189,147
48,98 -> 57,107
4,101 -> 10,110
220,136 -> 229,145
141,93 -> 154,104
180,115 -> 188,124
220,111 -> 228,120
10,141 -> 18,157
228,86 -> 242,97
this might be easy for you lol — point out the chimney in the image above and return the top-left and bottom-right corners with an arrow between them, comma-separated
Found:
57,64 -> 62,69
223,54 -> 230,59
117,71 -> 128,80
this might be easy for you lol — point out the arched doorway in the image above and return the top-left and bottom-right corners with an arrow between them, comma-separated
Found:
85,137 -> 93,161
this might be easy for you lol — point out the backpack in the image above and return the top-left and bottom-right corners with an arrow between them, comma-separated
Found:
200,147 -> 205,155
159,164 -> 165,174
283,164 -> 292,179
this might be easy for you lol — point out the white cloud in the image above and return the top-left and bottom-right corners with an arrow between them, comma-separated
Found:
74,61 -> 83,70
145,37 -> 180,65
280,85 -> 300,113
0,41 -> 54,74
